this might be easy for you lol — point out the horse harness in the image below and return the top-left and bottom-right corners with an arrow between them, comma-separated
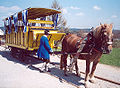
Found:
75,29 -> 108,55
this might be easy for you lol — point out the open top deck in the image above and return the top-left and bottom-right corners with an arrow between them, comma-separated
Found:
5,8 -> 61,20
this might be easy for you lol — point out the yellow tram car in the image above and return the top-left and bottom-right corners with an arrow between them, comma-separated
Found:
3,8 -> 65,53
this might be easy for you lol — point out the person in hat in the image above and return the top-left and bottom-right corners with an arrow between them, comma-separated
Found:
37,29 -> 53,72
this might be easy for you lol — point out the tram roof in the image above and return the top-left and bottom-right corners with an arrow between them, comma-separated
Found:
4,8 -> 61,20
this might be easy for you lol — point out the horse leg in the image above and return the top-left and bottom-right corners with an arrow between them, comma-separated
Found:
75,59 -> 81,77
68,55 -> 79,76
85,60 -> 90,88
63,54 -> 68,76
68,55 -> 75,73
60,55 -> 64,70
89,59 -> 99,83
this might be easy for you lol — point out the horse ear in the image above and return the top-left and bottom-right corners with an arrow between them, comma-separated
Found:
110,23 -> 113,28
104,24 -> 107,28
109,23 -> 113,34
100,23 -> 105,28
99,23 -> 103,29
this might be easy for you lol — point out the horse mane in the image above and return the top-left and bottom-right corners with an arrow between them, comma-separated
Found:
92,24 -> 113,38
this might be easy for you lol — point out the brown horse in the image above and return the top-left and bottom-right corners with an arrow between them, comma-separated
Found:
60,23 -> 113,88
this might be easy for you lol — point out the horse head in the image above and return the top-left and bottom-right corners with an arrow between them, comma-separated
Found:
101,23 -> 113,54
93,23 -> 113,54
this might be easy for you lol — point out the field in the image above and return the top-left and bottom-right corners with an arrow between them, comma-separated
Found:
100,48 -> 120,67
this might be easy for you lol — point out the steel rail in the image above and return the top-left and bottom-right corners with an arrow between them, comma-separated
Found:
80,71 -> 120,85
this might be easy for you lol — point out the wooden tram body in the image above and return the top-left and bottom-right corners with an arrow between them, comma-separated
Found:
4,8 -> 65,53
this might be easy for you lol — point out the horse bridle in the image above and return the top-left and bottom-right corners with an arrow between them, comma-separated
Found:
88,28 -> 113,54
100,29 -> 113,54
75,27 -> 112,54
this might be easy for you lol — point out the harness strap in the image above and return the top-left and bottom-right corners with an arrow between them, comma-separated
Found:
75,37 -> 86,53
75,38 -> 84,48
93,48 -> 102,53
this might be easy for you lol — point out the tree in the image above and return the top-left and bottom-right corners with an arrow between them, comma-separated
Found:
51,0 -> 69,33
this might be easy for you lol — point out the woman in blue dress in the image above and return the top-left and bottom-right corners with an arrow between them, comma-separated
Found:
37,29 -> 53,72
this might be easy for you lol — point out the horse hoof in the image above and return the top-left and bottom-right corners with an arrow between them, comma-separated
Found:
89,79 -> 95,83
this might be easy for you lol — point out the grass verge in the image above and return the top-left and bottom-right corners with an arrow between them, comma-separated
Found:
100,48 -> 120,67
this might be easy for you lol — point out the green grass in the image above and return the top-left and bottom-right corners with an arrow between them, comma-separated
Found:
100,48 -> 120,67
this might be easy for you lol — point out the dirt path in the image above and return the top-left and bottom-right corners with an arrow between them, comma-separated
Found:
0,46 -> 120,88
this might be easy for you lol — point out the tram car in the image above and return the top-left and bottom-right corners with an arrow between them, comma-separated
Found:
3,8 -> 65,55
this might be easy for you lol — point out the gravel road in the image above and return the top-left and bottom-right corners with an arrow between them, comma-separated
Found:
0,46 -> 120,88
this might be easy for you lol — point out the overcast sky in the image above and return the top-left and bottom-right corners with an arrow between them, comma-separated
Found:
0,0 -> 120,30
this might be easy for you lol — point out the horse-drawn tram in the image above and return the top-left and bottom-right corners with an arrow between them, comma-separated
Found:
3,8 -> 65,54
3,7 -> 118,88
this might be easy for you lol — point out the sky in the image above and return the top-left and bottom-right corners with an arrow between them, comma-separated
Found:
0,0 -> 120,30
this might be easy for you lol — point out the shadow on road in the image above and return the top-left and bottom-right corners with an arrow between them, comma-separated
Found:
27,64 -> 84,86
0,50 -> 43,65
0,49 -> 85,87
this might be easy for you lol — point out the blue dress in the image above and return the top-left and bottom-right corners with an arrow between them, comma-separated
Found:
37,35 -> 52,59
